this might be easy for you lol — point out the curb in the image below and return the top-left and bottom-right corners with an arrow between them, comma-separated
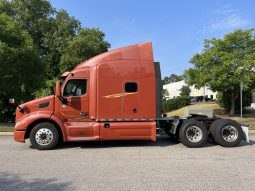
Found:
0,132 -> 14,136
1,130 -> 255,136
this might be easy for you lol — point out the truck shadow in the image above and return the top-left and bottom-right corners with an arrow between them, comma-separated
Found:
240,139 -> 255,147
56,134 -> 223,149
0,171 -> 71,191
58,137 -> 178,149
55,133 -> 255,149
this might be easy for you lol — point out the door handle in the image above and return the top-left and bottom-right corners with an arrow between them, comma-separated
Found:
80,112 -> 88,116
104,122 -> 110,128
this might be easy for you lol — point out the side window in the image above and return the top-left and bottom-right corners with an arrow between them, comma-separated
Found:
125,82 -> 137,92
63,79 -> 87,97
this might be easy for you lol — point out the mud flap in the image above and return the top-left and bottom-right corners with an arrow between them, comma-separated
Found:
241,126 -> 249,142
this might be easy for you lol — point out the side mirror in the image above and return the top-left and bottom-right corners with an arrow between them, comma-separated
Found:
9,98 -> 24,112
55,81 -> 61,97
9,98 -> 16,105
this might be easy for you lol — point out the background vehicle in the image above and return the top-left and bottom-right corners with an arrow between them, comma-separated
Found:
11,42 -> 248,150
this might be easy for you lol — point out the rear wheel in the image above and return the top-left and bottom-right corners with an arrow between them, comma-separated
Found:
179,119 -> 208,148
212,119 -> 242,147
30,122 -> 59,150
209,119 -> 221,143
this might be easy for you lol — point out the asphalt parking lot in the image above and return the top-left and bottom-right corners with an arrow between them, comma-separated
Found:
0,134 -> 255,191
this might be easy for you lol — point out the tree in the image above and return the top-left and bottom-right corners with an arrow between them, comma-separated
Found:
217,91 -> 252,113
162,89 -> 169,102
0,0 -> 14,16
0,0 -> 111,120
185,29 -> 255,115
11,0 -> 55,50
60,28 -> 110,72
43,9 -> 81,77
180,85 -> 191,96
162,74 -> 182,85
0,1 -> 81,78
0,13 -> 43,121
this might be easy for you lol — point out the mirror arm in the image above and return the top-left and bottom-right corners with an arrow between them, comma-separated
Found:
58,95 -> 67,104
55,80 -> 67,104
17,105 -> 24,111
15,104 -> 24,113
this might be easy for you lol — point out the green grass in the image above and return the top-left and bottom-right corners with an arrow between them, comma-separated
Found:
249,125 -> 255,130
0,123 -> 14,127
0,127 -> 14,132
0,123 -> 14,132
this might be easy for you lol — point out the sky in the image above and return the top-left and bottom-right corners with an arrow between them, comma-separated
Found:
50,0 -> 255,77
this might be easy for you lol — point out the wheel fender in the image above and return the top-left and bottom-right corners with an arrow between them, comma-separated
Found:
49,114 -> 67,142
15,111 -> 53,131
15,112 -> 67,142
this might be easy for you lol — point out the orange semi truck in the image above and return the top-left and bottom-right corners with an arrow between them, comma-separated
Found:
11,42 -> 248,150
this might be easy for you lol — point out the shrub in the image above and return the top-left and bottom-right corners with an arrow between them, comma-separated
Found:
162,96 -> 191,113
216,91 -> 252,113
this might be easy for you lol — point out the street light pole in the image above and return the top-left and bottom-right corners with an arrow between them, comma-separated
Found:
240,82 -> 243,123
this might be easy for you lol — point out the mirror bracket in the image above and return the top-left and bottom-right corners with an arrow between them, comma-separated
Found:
8,98 -> 24,112
58,96 -> 67,104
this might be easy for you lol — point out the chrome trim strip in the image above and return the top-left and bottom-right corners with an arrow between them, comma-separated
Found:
66,125 -> 91,128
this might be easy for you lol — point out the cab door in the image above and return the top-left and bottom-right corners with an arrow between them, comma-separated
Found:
60,79 -> 89,119
59,79 -> 96,140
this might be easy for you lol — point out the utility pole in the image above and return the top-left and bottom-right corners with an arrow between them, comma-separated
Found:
203,86 -> 205,102
240,82 -> 243,123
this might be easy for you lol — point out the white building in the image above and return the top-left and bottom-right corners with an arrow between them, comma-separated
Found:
163,80 -> 217,100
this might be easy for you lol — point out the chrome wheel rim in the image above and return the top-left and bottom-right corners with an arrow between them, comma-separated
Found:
222,125 -> 238,142
35,128 -> 53,146
186,126 -> 203,143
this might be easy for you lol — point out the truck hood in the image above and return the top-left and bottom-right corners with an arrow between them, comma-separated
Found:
16,95 -> 54,122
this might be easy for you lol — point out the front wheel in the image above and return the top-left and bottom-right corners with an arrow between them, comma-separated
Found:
30,122 -> 59,150
179,119 -> 208,148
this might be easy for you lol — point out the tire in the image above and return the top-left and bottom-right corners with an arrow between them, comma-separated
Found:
213,119 -> 243,147
209,119 -> 220,136
30,122 -> 59,150
209,119 -> 221,143
179,119 -> 208,148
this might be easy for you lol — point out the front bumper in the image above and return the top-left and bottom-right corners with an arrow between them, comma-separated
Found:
14,130 -> 25,143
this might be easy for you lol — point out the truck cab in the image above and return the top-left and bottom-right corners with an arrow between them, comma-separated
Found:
14,42 -> 161,149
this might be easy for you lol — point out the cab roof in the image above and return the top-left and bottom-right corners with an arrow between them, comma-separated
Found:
73,42 -> 153,71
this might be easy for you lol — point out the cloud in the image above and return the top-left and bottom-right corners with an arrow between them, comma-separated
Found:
210,14 -> 250,31
209,4 -> 250,31
130,17 -> 137,25
213,4 -> 236,15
